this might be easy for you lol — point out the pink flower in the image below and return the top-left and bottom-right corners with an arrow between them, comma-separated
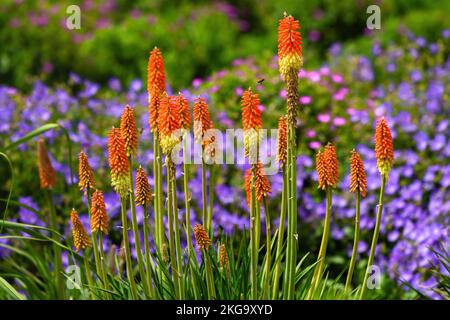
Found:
299,96 -> 312,104
309,141 -> 321,149
279,89 -> 287,99
308,71 -> 321,83
306,130 -> 316,138
331,74 -> 343,83
298,69 -> 307,78
333,117 -> 346,126
320,66 -> 330,76
317,113 -> 331,123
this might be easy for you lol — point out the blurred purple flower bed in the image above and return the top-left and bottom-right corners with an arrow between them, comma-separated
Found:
1,29 -> 449,299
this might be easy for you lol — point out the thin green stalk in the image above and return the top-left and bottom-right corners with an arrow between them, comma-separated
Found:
309,187 -> 332,299
201,155 -> 208,231
255,200 -> 261,252
97,232 -> 111,299
83,249 -> 96,300
46,191 -> 63,299
170,161 -> 184,299
263,197 -> 271,299
120,197 -> 138,299
283,125 -> 297,299
154,135 -> 165,251
360,173 -> 387,299
272,167 -> 287,299
207,164 -> 215,240
345,191 -> 361,294
142,204 -> 156,298
128,157 -> 150,298
182,133 -> 195,261
166,158 -> 181,299
203,249 -> 216,299
250,165 -> 258,300
152,135 -> 161,249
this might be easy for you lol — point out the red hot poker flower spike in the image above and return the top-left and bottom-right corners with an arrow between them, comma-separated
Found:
278,14 -> 303,79
375,117 -> 394,175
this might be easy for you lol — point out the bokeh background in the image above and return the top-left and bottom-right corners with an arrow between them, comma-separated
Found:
0,0 -> 449,299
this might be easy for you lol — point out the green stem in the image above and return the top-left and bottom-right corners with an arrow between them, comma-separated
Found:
345,191 -> 361,294
83,249 -> 96,300
272,166 -> 287,299
46,191 -> 64,299
98,232 -> 110,299
263,197 -> 271,300
166,157 -> 181,299
129,157 -> 151,298
182,133 -> 195,261
170,161 -> 184,299
309,187 -> 332,299
120,196 -> 139,299
155,135 -> 165,251
152,135 -> 161,250
208,164 -> 215,241
283,124 -> 297,299
360,173 -> 387,299
201,155 -> 208,231
250,165 -> 258,300
142,204 -> 156,298
203,249 -> 216,299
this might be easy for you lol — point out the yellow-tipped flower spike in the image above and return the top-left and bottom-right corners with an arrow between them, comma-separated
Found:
375,117 -> 394,175
70,209 -> 91,252
78,150 -> 95,191
37,138 -> 57,189
120,105 -> 139,158
157,93 -> 181,154
219,243 -> 229,272
244,162 -> 272,206
316,143 -> 339,190
135,167 -> 153,206
107,127 -> 130,197
241,89 -> 262,162
90,190 -> 109,234
278,14 -> 303,80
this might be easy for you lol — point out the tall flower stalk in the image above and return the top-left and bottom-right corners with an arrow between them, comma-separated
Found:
148,47 -> 166,252
38,138 -> 63,299
308,142 -> 339,298
158,93 -> 184,298
345,150 -> 367,293
90,190 -> 111,298
121,105 -> 151,298
107,127 -> 138,299
272,116 -> 287,298
278,13 -> 303,299
360,118 -> 393,299
241,88 -> 263,299
193,97 -> 213,235
135,166 -> 156,297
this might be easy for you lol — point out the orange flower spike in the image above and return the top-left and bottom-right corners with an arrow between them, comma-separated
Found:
349,150 -> 367,197
78,151 -> 95,191
277,116 -> 287,165
278,14 -> 303,79
244,168 -> 252,206
245,163 -> 272,206
193,96 -> 212,144
219,244 -> 229,271
176,93 -> 191,130
37,138 -> 57,189
316,150 -> 327,190
135,167 -> 153,206
120,105 -> 139,158
194,224 -> 212,251
324,142 -> 339,187
148,91 -> 160,133
147,47 -> 166,97
70,209 -> 91,252
90,190 -> 109,234
375,117 -> 394,175
107,127 -> 129,197
241,89 -> 262,131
